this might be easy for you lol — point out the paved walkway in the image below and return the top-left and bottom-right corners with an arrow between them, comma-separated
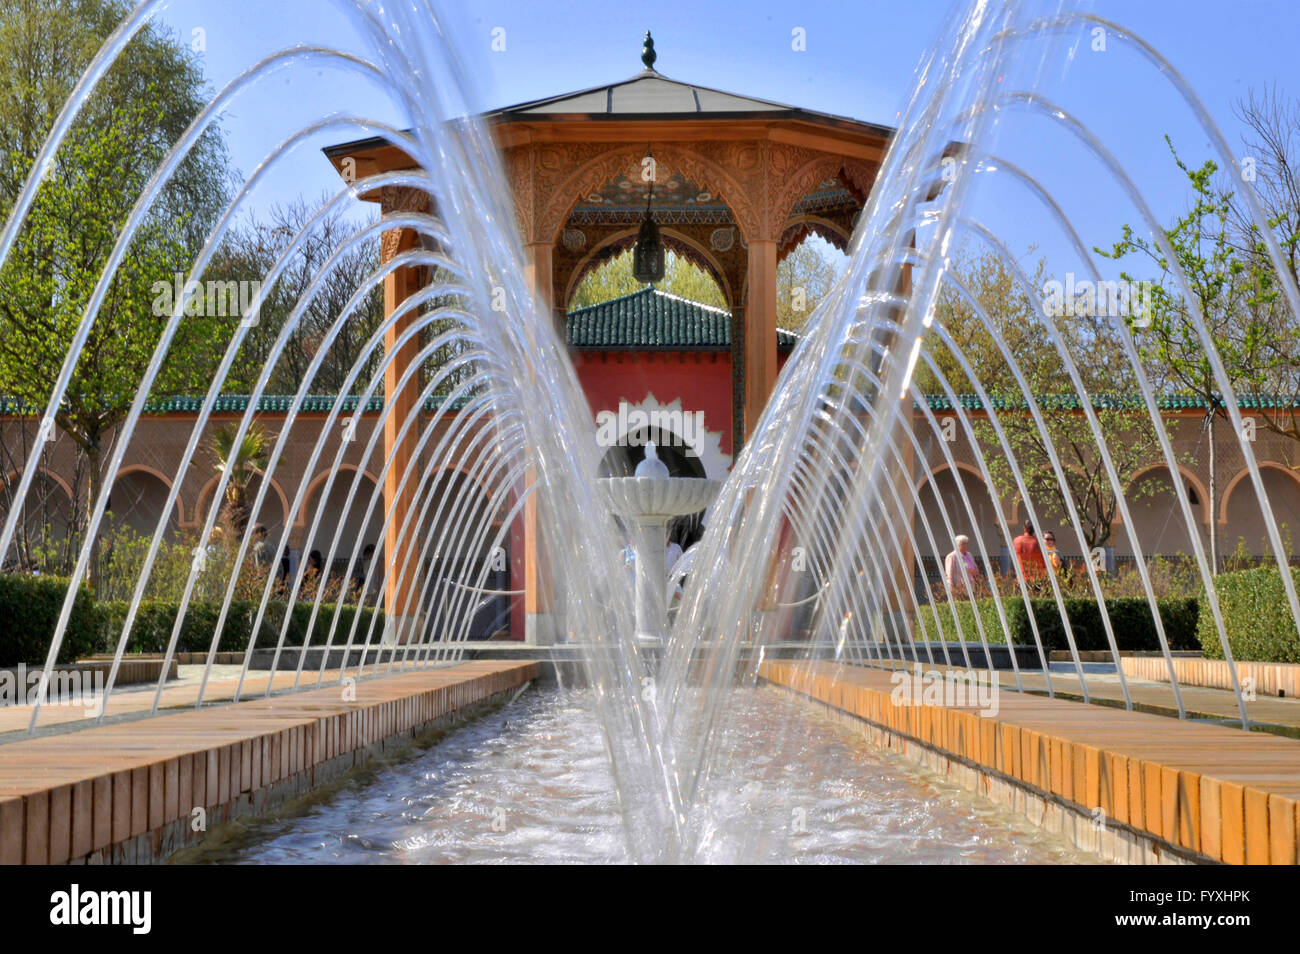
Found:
0,660 -> 478,742
762,659 -> 1300,864
0,660 -> 537,863
1016,665 -> 1300,730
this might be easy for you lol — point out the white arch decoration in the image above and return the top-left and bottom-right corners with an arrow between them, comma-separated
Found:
595,391 -> 731,482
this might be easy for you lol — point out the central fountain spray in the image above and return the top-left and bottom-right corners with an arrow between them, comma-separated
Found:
5,0 -> 1300,866
599,441 -> 718,647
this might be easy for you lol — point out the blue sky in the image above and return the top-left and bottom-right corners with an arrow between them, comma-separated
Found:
148,0 -> 1300,278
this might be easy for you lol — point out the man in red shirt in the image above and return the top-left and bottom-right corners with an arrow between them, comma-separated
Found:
1013,522 -> 1046,580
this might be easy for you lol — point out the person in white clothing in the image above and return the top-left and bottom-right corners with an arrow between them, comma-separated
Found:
944,534 -> 981,597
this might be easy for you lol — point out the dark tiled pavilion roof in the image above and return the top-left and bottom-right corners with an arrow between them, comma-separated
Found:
566,286 -> 800,351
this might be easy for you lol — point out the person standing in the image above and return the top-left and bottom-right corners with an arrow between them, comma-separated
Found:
304,550 -> 323,586
1042,531 -> 1063,574
1013,522 -> 1046,579
250,524 -> 269,568
944,535 -> 981,598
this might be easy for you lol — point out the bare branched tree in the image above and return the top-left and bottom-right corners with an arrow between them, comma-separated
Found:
1229,85 -> 1300,452
211,196 -> 385,396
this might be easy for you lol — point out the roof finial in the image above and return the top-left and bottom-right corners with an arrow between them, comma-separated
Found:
641,31 -> 657,71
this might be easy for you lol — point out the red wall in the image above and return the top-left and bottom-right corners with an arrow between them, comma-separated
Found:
573,350 -> 736,456
508,345 -> 790,638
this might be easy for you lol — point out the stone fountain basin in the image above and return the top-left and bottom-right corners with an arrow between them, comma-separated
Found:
598,476 -> 721,520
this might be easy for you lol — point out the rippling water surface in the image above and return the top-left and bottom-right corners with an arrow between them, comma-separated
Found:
188,687 -> 1098,864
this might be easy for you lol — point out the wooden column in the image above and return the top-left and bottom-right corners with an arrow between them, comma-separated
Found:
730,304 -> 746,455
887,400 -> 916,640
376,184 -> 431,643
524,241 -> 557,336
887,248 -> 916,638
743,238 -> 779,442
382,233 -> 423,641
521,240 -> 558,643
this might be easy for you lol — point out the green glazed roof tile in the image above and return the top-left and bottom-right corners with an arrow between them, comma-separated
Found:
565,286 -> 800,351
915,393 -> 1300,412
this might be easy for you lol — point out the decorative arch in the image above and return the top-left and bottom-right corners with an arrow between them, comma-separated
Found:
1119,463 -> 1212,527
596,391 -> 731,482
424,462 -> 504,514
771,155 -> 849,237
112,465 -> 184,526
837,158 -> 882,207
196,472 -> 292,531
915,461 -> 1006,516
915,460 -> 986,491
913,461 -> 1006,556
536,143 -> 761,246
3,466 -> 75,505
0,467 -> 76,542
771,156 -> 879,236
780,215 -> 852,257
1218,461 -> 1300,526
295,465 -> 381,529
561,227 -> 735,312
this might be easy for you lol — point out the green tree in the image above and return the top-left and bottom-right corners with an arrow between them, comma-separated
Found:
569,249 -> 726,310
777,236 -> 840,331
0,0 -> 230,578
209,421 -> 271,534
1226,87 -> 1300,451
916,250 -> 1054,396
921,248 -> 1168,552
1100,137 -> 1277,570
419,264 -> 485,399
214,198 -> 385,396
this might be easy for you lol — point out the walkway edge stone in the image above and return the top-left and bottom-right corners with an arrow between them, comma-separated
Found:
0,660 -> 536,864
760,659 -> 1300,865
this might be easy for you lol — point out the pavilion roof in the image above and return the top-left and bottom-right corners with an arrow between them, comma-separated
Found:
485,66 -> 893,136
565,286 -> 800,351
322,35 -> 894,165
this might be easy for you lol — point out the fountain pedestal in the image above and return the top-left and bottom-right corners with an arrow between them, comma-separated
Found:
599,475 -> 719,646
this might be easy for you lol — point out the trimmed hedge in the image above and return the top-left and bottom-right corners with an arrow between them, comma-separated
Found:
97,600 -> 265,654
96,600 -> 386,653
0,574 -> 384,664
282,602 -> 386,648
915,597 -> 1005,647
1199,566 -> 1300,663
0,574 -> 106,667
916,596 -> 1200,653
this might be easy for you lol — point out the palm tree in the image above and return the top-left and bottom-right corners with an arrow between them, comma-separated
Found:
210,422 -> 271,533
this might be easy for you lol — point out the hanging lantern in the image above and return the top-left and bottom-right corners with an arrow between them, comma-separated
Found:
631,171 -> 664,284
